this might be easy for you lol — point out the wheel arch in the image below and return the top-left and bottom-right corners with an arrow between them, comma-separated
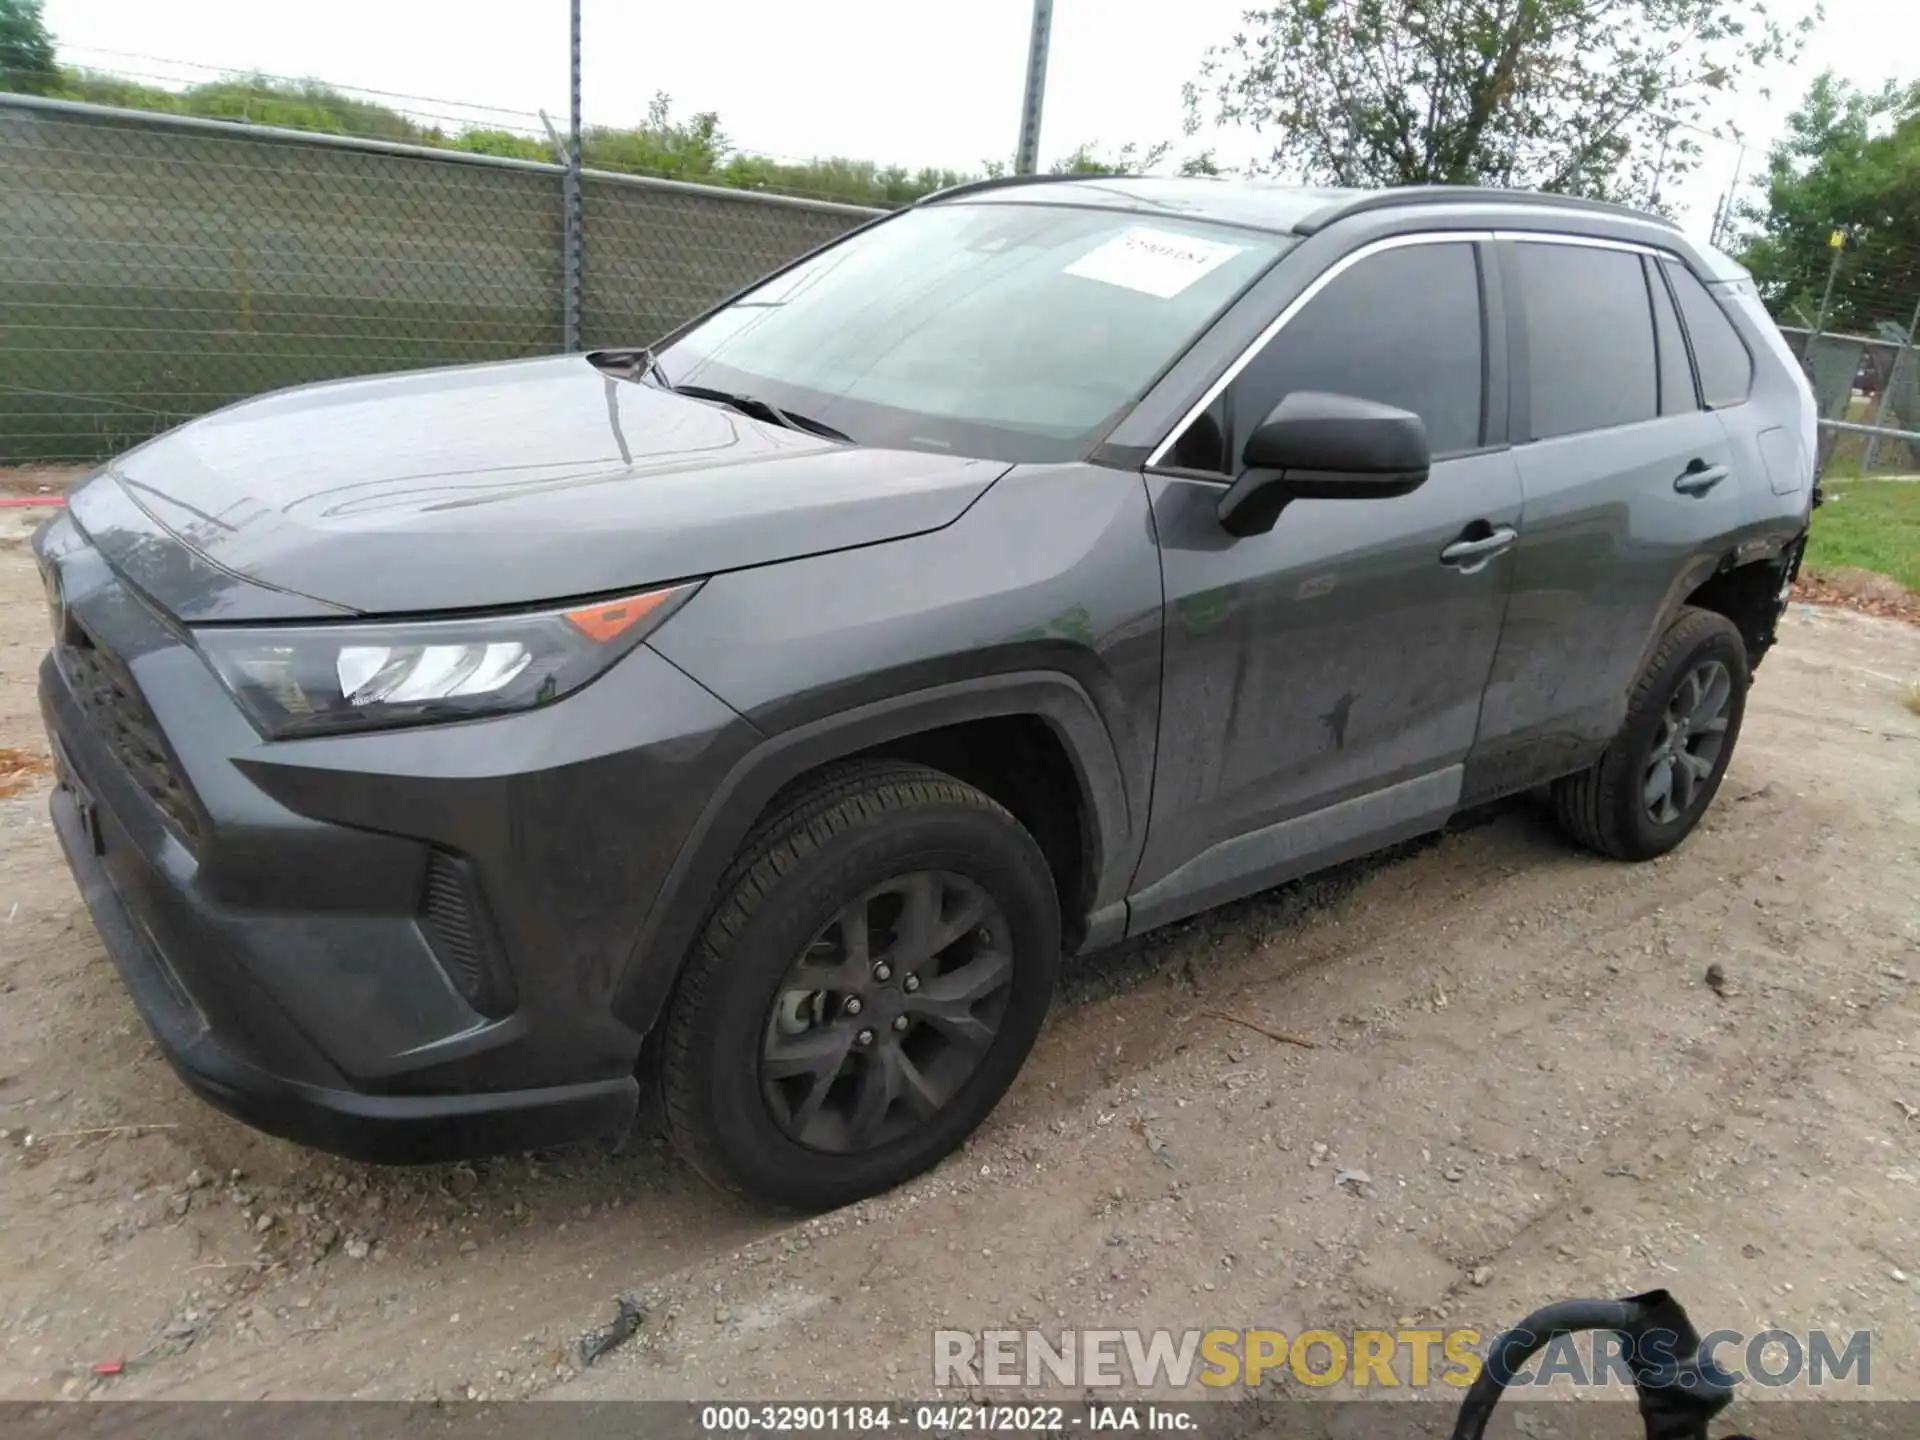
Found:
609,671 -> 1134,1040
1634,531 -> 1804,687
1680,538 -> 1805,673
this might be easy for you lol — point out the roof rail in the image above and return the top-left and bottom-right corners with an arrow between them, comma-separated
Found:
1293,186 -> 1677,236
915,172 -> 1121,206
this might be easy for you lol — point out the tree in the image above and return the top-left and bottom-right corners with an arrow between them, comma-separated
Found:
1739,73 -> 1920,332
1041,140 -> 1221,178
1050,140 -> 1172,174
584,91 -> 728,182
1184,0 -> 1813,205
0,0 -> 58,95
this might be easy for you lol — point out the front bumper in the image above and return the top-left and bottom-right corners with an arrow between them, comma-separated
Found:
34,512 -> 759,1163
50,773 -> 637,1162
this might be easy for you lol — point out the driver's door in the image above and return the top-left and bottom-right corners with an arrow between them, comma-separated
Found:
1128,236 -> 1523,932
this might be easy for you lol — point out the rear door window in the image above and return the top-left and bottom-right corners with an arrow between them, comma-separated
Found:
1509,241 -> 1659,441
1645,257 -> 1698,415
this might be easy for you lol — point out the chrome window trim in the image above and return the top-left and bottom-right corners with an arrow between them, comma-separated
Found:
1145,226 -> 1686,469
1145,230 -> 1494,469
1491,229 -> 1665,256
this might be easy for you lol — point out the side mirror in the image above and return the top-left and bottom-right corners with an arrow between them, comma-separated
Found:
1216,391 -> 1432,538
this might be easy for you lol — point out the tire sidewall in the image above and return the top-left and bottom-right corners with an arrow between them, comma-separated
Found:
684,805 -> 1059,1210
1610,620 -> 1749,857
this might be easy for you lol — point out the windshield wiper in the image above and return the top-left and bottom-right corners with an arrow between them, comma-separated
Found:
591,350 -> 856,444
672,383 -> 855,445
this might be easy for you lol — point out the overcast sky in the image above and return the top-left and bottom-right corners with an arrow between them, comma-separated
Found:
37,0 -> 1920,240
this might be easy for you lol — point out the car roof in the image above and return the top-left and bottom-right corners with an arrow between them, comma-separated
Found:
920,174 -> 1687,245
920,174 -> 1361,235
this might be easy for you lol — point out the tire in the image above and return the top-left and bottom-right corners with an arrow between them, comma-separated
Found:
1551,606 -> 1749,861
659,760 -> 1061,1210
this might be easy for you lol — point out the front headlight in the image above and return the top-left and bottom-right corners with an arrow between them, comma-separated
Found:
196,582 -> 700,739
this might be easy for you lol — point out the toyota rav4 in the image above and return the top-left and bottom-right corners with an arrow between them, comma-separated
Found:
36,178 -> 1816,1208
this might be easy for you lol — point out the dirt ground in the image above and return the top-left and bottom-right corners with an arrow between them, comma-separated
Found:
1,498 -> 1918,1416
0,464 -> 87,499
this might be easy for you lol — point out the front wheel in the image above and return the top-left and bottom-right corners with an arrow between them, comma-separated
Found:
659,761 -> 1061,1210
1551,606 -> 1749,861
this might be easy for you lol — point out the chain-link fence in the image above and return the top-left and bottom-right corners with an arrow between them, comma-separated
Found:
0,93 -> 876,464
1771,236 -> 1920,481
9,88 -> 1919,479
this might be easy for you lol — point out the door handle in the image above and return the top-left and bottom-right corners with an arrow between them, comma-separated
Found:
1674,462 -> 1730,495
1439,526 -> 1518,570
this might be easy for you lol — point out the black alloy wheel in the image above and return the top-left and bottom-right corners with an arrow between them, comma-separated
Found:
761,870 -> 1012,1154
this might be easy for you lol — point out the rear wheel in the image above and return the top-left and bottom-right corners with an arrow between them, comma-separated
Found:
659,761 -> 1060,1210
1551,606 -> 1749,861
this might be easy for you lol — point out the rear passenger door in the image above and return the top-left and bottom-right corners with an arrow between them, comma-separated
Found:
1662,256 -> 1781,511
1468,237 -> 1741,802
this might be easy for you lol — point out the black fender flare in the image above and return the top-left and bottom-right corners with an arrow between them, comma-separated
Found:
609,670 -> 1136,1038
1633,525 -> 1804,687
1635,548 -> 1730,680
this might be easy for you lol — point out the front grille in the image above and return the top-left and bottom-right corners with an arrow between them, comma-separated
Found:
58,624 -> 202,843
419,850 -> 516,1017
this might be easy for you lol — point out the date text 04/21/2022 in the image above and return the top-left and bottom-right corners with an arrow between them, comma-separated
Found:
697,1404 -> 1196,1432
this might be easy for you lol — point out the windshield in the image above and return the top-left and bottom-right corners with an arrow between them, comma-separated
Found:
657,202 -> 1287,463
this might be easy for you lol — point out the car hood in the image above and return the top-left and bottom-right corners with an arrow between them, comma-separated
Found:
74,356 -> 1007,622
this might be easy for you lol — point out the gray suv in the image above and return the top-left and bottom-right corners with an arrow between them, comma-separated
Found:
35,178 -> 1816,1208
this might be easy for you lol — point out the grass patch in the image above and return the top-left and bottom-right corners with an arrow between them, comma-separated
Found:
1806,479 -> 1920,593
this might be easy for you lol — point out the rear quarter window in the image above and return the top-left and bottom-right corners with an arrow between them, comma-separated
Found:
1663,259 -> 1754,408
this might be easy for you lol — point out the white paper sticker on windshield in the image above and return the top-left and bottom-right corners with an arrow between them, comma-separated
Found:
1064,226 -> 1245,298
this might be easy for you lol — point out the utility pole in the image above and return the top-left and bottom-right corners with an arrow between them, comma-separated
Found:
1014,0 -> 1052,175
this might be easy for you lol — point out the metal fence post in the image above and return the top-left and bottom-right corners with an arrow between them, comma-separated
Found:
1862,294 -> 1920,476
1802,233 -> 1845,366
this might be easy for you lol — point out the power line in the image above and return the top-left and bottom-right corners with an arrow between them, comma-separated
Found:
55,44 -> 546,123
49,60 -> 548,139
42,48 -> 919,174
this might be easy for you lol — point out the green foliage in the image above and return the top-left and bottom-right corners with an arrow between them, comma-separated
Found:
8,65 -> 984,207
1050,140 -> 1171,174
1739,73 -> 1920,333
1044,140 -> 1223,179
576,94 -> 980,204
52,69 -> 450,145
0,0 -> 57,95
582,90 -> 725,180
4,28 -> 1209,210
719,154 -> 976,206
449,128 -> 548,162
184,75 -> 434,140
1186,0 -> 1813,205
1804,479 -> 1920,590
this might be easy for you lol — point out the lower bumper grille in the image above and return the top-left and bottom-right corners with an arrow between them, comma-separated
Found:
420,850 -> 517,1018
58,625 -> 202,843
